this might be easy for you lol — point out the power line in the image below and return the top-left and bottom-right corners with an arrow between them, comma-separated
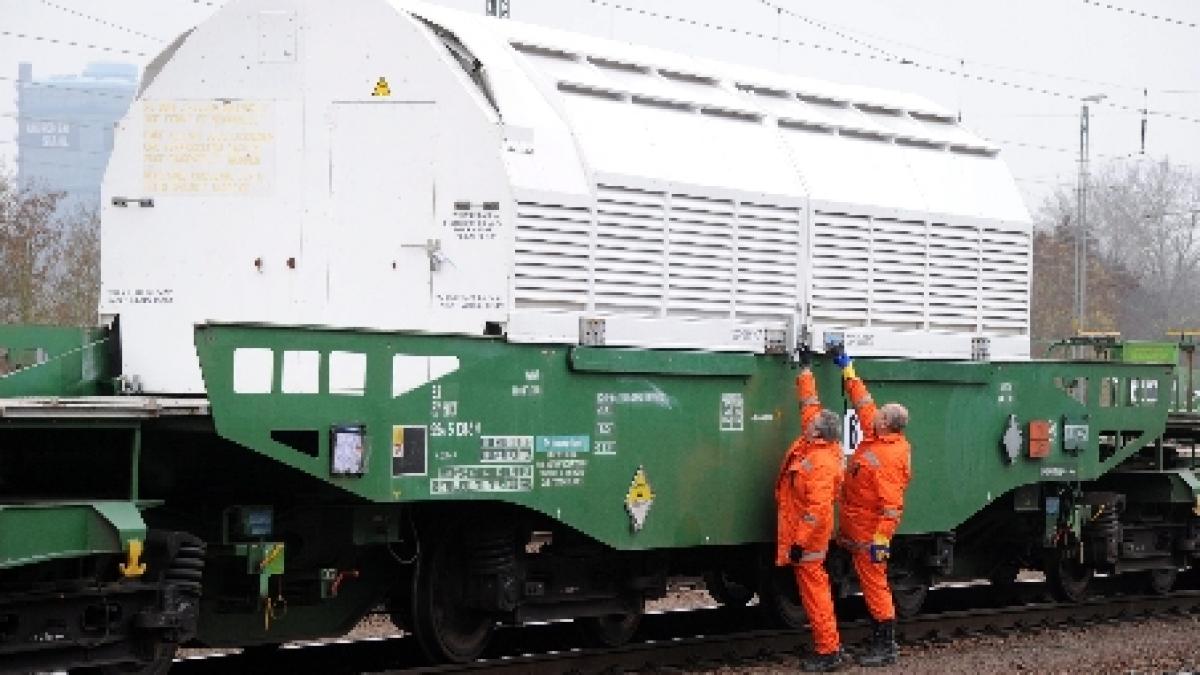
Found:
989,136 -> 1200,173
9,157 -> 109,174
753,0 -> 903,62
758,0 -> 1146,93
0,75 -> 140,104
0,139 -> 120,161
1015,176 -> 1071,187
1,113 -> 122,133
0,27 -> 149,57
39,0 -> 165,42
589,0 -> 1200,126
752,0 -> 1194,121
1082,0 -> 1198,29
987,136 -> 1137,160
968,109 -> 1195,118
17,160 -> 108,171
1014,175 -> 1122,189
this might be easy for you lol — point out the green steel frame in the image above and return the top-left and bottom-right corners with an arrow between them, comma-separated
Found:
195,323 -> 1174,548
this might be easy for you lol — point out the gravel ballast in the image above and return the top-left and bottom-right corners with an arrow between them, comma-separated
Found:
700,613 -> 1200,674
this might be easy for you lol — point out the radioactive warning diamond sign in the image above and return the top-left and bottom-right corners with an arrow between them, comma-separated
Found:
624,465 -> 655,532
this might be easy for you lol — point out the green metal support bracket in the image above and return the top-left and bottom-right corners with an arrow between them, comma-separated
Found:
0,501 -> 147,569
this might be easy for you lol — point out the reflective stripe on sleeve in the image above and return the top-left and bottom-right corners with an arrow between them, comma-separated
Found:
853,395 -> 873,406
801,513 -> 817,524
801,550 -> 826,562
881,508 -> 902,518
800,396 -> 819,405
862,451 -> 881,467
799,458 -> 814,472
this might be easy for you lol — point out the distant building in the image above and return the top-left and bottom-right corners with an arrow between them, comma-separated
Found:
15,61 -> 138,213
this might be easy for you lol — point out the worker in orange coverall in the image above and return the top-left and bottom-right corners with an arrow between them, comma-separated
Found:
832,345 -> 912,667
775,347 -> 845,672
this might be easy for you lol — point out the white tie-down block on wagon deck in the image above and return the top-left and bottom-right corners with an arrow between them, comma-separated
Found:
99,0 -> 1032,394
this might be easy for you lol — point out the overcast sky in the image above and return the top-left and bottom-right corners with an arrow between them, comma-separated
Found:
1,0 -> 1198,213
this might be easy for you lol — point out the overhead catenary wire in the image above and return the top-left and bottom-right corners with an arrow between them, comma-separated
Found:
757,0 -> 1147,93
753,0 -> 905,63
755,0 -> 1199,123
970,111 -> 1158,118
0,75 -> 142,105
14,159 -> 108,172
1081,0 -> 1199,30
0,138 -> 123,161
1015,175 -> 1133,190
588,0 -> 1200,126
989,137 -> 1200,175
1015,175 -> 1098,190
987,137 -> 1141,161
39,0 -> 166,42
0,27 -> 149,57
1,113 -> 124,133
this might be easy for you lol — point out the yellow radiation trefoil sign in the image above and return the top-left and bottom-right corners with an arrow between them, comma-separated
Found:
625,465 -> 655,532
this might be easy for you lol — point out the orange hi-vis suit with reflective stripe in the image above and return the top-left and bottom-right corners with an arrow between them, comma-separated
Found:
839,375 -> 912,622
775,369 -> 844,656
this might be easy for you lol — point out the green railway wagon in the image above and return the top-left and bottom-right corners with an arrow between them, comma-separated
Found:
178,323 -> 1178,657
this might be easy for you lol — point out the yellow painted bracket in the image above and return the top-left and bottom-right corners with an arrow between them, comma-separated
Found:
234,542 -> 286,600
118,539 -> 147,578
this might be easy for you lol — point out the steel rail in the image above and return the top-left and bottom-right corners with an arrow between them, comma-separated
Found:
398,591 -> 1200,675
170,588 -> 1200,674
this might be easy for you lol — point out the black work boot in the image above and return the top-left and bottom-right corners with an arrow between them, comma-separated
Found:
856,619 -> 898,667
846,619 -> 882,656
801,648 -> 845,672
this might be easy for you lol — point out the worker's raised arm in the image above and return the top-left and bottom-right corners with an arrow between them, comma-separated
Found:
796,368 -> 821,434
834,348 -> 878,441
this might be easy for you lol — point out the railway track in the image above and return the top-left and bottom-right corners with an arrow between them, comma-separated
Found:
171,583 -> 1200,674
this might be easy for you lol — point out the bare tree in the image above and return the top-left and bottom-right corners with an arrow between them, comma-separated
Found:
46,203 -> 100,326
1033,160 -> 1200,340
1030,219 -> 1133,350
0,164 -> 100,326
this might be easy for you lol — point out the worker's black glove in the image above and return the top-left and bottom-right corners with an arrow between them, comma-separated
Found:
795,345 -> 814,368
828,342 -> 846,362
789,545 -> 804,564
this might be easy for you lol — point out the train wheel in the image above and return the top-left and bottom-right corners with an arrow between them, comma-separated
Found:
1145,568 -> 1178,595
759,565 -> 807,628
1046,552 -> 1092,602
576,597 -> 644,647
987,564 -> 1021,606
704,569 -> 755,607
388,565 -> 416,632
99,642 -> 176,675
410,534 -> 494,663
891,573 -> 929,619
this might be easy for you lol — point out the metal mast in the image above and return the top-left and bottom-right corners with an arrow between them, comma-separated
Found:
485,0 -> 510,18
1075,94 -> 1105,332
